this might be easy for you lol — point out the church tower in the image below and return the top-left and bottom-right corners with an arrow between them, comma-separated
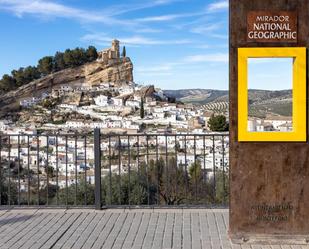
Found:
112,39 -> 120,58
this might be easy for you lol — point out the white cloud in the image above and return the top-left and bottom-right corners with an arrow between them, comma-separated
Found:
184,53 -> 228,63
0,0 -> 183,26
136,72 -> 173,77
190,23 -> 222,34
135,11 -> 205,22
0,0 -> 129,25
0,0 -> 195,33
207,0 -> 228,12
136,65 -> 173,73
136,53 -> 228,77
101,0 -> 182,17
136,14 -> 181,22
194,44 -> 210,49
134,28 -> 163,33
82,34 -> 192,46
210,33 -> 228,39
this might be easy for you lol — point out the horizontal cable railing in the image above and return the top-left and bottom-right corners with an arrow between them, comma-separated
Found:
0,130 -> 229,208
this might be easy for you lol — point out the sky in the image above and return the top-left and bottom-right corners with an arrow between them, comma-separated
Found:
0,0 -> 229,90
248,58 -> 293,91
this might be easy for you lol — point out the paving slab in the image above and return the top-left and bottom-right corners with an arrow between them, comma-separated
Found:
0,209 -> 307,249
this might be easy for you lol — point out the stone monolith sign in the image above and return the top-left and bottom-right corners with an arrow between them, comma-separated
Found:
230,0 -> 309,244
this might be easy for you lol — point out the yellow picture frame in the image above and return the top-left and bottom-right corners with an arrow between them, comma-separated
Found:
238,47 -> 307,142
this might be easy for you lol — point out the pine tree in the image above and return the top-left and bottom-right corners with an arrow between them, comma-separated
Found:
122,46 -> 126,58
140,98 -> 145,119
38,56 -> 54,76
207,114 -> 229,132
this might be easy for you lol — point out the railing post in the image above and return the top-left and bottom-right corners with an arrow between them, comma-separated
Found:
94,128 -> 101,210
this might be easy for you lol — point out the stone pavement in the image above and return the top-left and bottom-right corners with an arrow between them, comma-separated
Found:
0,208 -> 307,249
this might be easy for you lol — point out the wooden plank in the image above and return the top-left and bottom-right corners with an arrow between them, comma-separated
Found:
30,213 -> 75,249
90,213 -> 121,248
40,213 -> 81,249
141,213 -> 159,249
191,213 -> 202,249
162,213 -> 175,249
182,212 -> 191,249
61,212 -> 96,249
131,213 -> 151,249
71,213 -> 104,249
251,245 -> 263,249
0,210 -> 304,249
0,213 -> 49,247
111,212 -> 136,249
0,210 -> 9,218
215,212 -> 232,249
123,213 -> 143,249
100,213 -> 127,249
200,212 -> 212,249
172,213 -> 183,249
81,212 -> 111,249
231,244 -> 242,249
0,214 -> 25,234
151,212 -> 166,249
0,210 -> 38,236
280,245 -> 292,249
0,212 -> 41,242
241,245 -> 253,249
16,212 -> 65,249
51,212 -> 89,249
0,213 -> 22,233
5,213 -> 55,249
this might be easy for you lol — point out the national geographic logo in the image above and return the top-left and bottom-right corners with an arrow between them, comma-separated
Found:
247,11 -> 297,42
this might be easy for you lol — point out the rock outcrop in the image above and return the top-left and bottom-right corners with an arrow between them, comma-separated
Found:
85,57 -> 133,85
0,55 -> 133,114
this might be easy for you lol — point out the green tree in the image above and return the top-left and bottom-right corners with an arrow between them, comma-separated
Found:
86,46 -> 98,61
11,68 -> 26,87
38,56 -> 54,75
71,48 -> 87,66
0,45 -> 98,93
53,52 -> 66,71
45,166 -> 55,179
63,48 -> 88,67
208,114 -> 229,132
214,170 -> 229,205
39,184 -> 59,205
55,178 -> 95,205
155,157 -> 187,205
63,49 -> 74,67
11,66 -> 39,87
140,98 -> 145,119
0,74 -> 16,91
23,66 -> 40,83
121,46 -> 126,57
102,171 -> 149,206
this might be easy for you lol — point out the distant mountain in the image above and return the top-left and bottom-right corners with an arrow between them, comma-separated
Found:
248,89 -> 292,118
163,89 -> 228,105
164,89 -> 292,117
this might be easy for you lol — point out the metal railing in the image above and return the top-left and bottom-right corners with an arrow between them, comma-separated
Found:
0,129 -> 229,209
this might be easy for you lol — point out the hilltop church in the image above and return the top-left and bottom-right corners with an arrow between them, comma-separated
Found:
97,39 -> 121,63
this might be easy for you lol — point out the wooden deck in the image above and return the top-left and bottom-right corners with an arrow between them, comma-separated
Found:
0,209 -> 307,249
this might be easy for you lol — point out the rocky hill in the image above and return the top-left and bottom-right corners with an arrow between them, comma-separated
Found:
0,51 -> 133,116
164,88 -> 292,117
248,89 -> 292,117
163,89 -> 228,105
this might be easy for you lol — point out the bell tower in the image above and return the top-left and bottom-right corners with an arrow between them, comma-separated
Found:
112,39 -> 120,58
